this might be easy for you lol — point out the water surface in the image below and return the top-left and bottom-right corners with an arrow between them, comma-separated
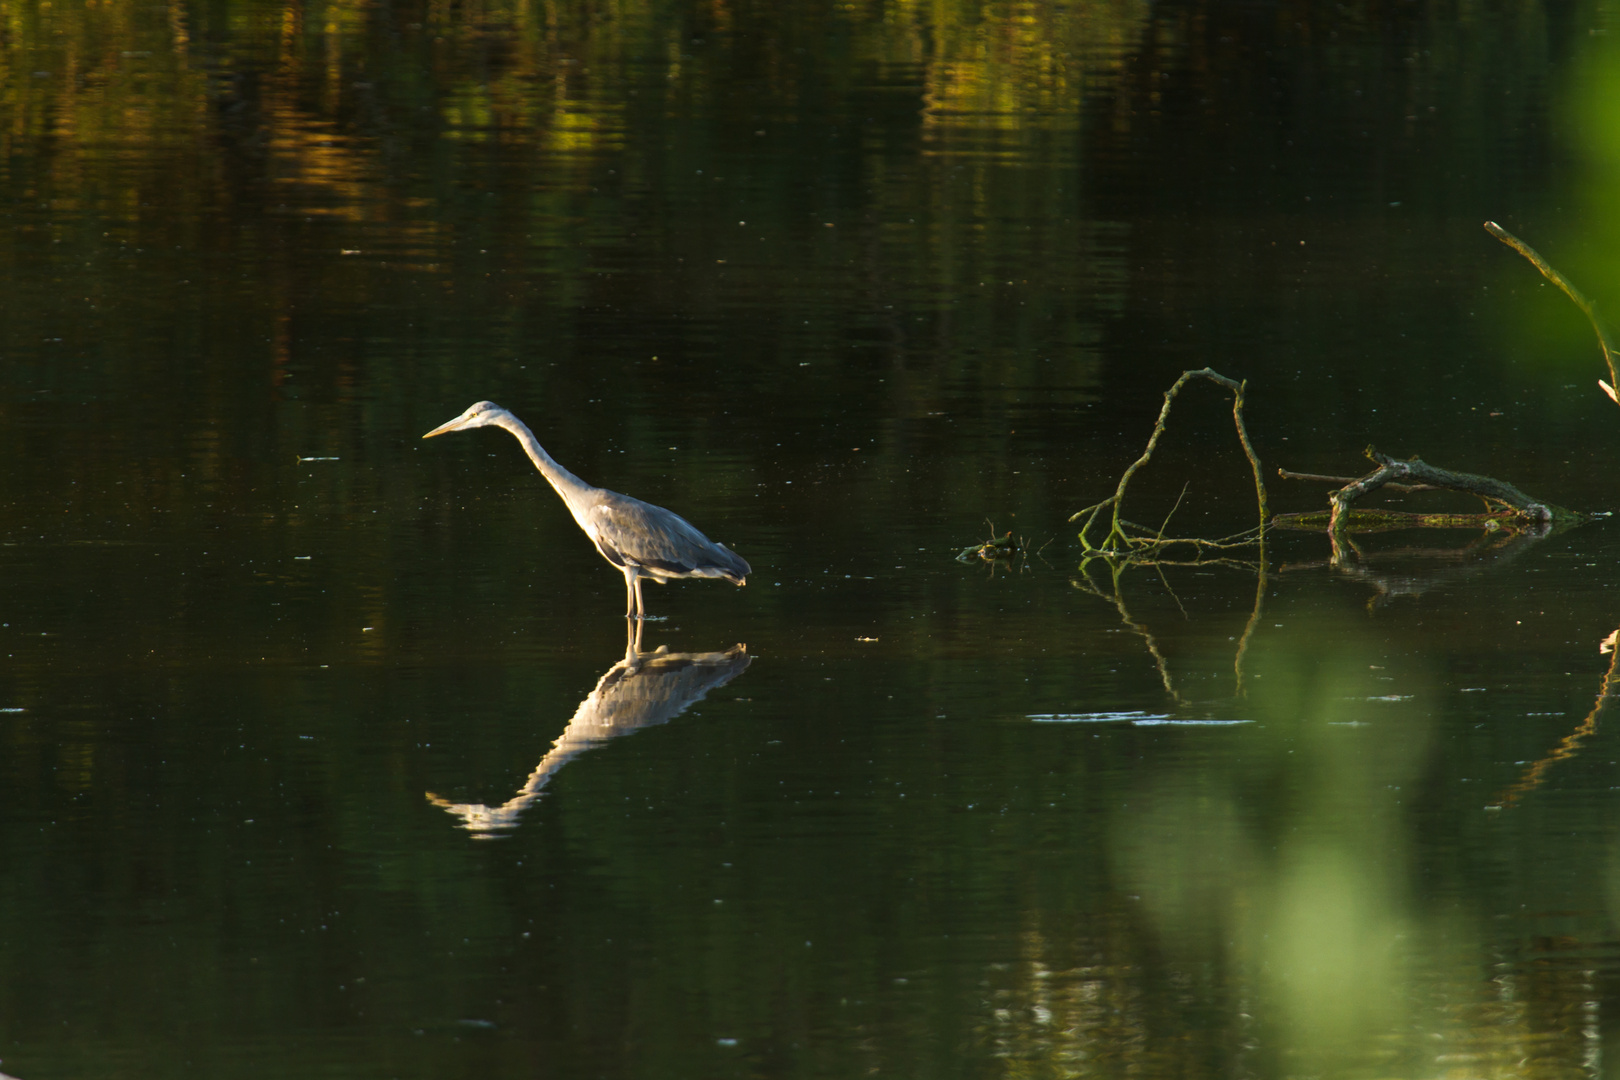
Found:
4,1 -> 1620,1077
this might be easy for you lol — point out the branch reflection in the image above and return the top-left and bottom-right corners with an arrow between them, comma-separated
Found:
1072,554 -> 1265,702
1491,627 -> 1620,810
427,621 -> 751,838
1073,525 -> 1554,709
1277,521 -> 1554,610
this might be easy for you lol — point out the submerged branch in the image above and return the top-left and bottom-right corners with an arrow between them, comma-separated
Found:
1272,508 -> 1525,533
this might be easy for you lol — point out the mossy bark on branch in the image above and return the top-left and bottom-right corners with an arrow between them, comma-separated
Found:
1272,508 -> 1525,532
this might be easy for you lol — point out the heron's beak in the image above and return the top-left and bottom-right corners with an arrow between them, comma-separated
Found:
422,416 -> 467,439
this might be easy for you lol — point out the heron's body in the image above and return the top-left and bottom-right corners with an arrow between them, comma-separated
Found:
423,401 -> 750,618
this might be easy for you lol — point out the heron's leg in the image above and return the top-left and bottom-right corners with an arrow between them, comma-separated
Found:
623,568 -> 638,619
633,574 -> 648,620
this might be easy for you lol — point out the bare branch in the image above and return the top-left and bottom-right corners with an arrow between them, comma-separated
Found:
1485,220 -> 1620,405
1070,368 -> 1267,555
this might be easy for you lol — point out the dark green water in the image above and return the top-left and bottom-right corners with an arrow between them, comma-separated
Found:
6,1 -> 1620,1076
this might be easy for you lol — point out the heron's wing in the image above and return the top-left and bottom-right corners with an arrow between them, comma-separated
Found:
587,494 -> 750,579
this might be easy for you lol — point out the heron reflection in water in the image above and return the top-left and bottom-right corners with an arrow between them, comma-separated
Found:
427,622 -> 752,838
423,401 -> 751,619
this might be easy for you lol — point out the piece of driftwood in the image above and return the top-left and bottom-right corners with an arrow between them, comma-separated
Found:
1320,446 -> 1575,536
1486,220 -> 1620,405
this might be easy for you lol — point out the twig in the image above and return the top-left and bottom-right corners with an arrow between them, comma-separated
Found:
1485,221 -> 1620,404
1156,482 -> 1191,543
1277,467 -> 1435,493
1101,521 -> 1265,555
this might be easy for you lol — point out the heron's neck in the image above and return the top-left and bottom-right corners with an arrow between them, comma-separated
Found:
493,412 -> 597,509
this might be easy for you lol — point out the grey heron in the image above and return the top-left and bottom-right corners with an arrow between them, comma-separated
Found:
423,401 -> 751,618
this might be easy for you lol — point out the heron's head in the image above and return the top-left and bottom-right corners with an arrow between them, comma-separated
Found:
423,401 -> 504,439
